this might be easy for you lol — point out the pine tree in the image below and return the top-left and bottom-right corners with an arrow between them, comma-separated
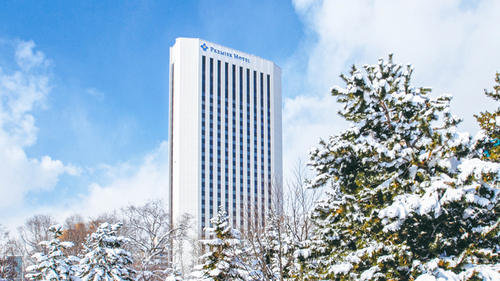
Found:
25,225 -> 80,281
475,72 -> 500,161
192,207 -> 249,281
79,222 -> 135,281
301,55 -> 500,280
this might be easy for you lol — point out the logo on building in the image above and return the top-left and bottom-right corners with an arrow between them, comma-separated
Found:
199,42 -> 250,63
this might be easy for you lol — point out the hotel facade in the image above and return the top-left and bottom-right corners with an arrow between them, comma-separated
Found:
168,38 -> 282,237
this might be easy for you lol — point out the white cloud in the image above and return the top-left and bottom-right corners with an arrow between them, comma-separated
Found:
0,40 -> 80,221
3,138 -> 169,233
14,40 -> 48,72
282,94 -> 346,177
54,141 -> 170,221
283,0 -> 500,177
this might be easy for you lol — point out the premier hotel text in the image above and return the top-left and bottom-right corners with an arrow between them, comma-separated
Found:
209,47 -> 250,63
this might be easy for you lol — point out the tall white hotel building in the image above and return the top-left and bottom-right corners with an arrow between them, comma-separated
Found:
168,38 -> 282,238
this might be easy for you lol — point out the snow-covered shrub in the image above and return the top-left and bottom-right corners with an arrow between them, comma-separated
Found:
26,225 -> 80,281
79,222 -> 135,281
192,207 -> 249,281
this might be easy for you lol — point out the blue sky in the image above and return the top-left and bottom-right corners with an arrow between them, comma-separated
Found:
1,0 -> 500,231
1,0 -> 302,166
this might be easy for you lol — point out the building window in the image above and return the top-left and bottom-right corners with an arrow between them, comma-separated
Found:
217,60 -> 222,211
210,58 -> 214,220
201,56 -> 207,227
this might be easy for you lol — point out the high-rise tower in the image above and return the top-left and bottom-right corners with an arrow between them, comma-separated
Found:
168,38 -> 282,238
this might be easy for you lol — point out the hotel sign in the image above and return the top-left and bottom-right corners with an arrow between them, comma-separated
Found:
200,43 -> 250,63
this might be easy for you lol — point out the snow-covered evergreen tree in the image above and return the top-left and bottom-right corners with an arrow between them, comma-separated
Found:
79,222 -> 135,281
301,55 -> 500,280
25,225 -> 80,281
192,207 -> 249,281
475,72 -> 500,161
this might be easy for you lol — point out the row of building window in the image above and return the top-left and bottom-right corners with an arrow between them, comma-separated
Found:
201,56 -> 273,231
